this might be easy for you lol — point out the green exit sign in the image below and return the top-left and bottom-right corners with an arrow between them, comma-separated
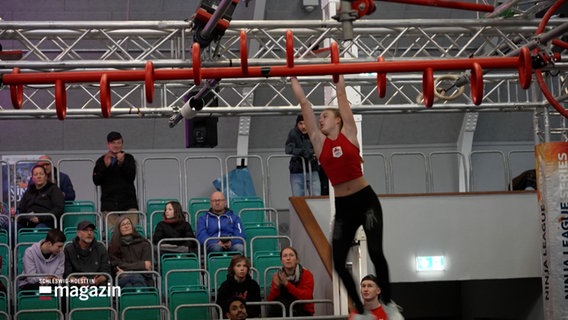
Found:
416,256 -> 445,271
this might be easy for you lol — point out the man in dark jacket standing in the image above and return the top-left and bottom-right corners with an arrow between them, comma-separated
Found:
285,114 -> 321,196
92,131 -> 139,228
64,220 -> 111,286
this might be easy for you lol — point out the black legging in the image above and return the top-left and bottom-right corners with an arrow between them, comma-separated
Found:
332,185 -> 391,314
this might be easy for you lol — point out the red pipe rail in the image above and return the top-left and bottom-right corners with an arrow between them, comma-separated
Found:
3,30 -> 531,120
379,0 -> 494,13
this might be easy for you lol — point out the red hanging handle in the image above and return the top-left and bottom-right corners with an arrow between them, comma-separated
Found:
100,74 -> 112,118
422,67 -> 434,108
240,30 -> 249,73
192,42 -> 202,85
286,30 -> 294,68
376,56 -> 387,98
55,80 -> 67,120
470,62 -> 483,105
145,61 -> 155,103
330,41 -> 340,83
9,67 -> 24,109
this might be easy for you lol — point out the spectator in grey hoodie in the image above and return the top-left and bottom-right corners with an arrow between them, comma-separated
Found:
19,228 -> 66,290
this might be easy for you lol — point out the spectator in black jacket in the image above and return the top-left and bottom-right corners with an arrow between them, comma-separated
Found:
92,131 -> 139,228
285,115 -> 321,196
153,201 -> 197,254
17,164 -> 65,228
64,220 -> 111,286
28,155 -> 76,202
216,255 -> 261,318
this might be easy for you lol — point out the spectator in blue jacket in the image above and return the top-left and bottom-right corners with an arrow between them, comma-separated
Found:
28,155 -> 76,202
196,191 -> 245,253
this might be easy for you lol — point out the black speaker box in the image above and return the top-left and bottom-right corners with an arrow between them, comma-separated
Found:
185,116 -> 218,148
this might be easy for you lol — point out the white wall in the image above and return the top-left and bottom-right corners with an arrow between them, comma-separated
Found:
295,192 -> 540,283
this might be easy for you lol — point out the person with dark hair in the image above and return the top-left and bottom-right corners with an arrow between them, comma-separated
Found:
29,155 -> 76,202
285,114 -> 321,196
216,255 -> 261,318
64,221 -> 111,286
225,296 -> 248,320
92,131 -> 139,228
291,75 -> 397,319
108,216 -> 152,287
267,246 -> 314,317
360,274 -> 404,320
360,274 -> 387,319
19,228 -> 66,290
17,164 -> 65,229
153,201 -> 197,254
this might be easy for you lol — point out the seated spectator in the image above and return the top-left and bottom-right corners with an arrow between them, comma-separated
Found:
17,164 -> 65,229
267,246 -> 314,317
19,228 -> 66,290
197,191 -> 245,253
360,274 -> 404,320
216,255 -> 261,318
0,202 -> 9,232
153,201 -> 197,254
108,216 -> 152,288
224,296 -> 248,320
64,220 -> 111,286
29,155 -> 76,202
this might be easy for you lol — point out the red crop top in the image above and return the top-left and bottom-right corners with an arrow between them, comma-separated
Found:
318,133 -> 363,186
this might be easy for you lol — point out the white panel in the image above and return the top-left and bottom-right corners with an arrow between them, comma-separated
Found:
301,192 -> 540,282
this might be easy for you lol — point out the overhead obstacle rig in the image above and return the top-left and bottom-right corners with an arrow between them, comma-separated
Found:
532,0 -> 568,118
334,0 -> 495,40
168,0 -> 241,127
2,29 -> 533,120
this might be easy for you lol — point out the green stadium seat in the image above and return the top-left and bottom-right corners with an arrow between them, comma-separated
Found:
0,245 -> 10,277
230,196 -> 265,224
67,287 -> 112,320
16,289 -> 60,320
64,201 -> 96,213
168,286 -> 210,320
161,253 -> 200,293
68,307 -> 116,320
14,242 -> 34,275
17,228 -> 50,244
246,224 -> 279,255
119,287 -> 161,320
253,251 -> 282,295
173,303 -> 222,320
188,198 -> 211,226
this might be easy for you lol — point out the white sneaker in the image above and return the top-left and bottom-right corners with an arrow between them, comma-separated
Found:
383,301 -> 404,320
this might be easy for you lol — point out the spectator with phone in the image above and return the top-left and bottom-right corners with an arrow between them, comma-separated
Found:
196,191 -> 245,253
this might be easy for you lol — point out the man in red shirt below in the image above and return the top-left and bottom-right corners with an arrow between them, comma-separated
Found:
359,274 -> 404,320
360,274 -> 387,320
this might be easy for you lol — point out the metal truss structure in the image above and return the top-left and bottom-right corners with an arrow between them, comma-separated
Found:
0,16 -> 567,140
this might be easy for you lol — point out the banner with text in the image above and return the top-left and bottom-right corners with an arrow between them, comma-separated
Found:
535,142 -> 568,320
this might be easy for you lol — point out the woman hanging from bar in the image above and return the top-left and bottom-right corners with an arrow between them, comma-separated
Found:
290,75 -> 403,320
